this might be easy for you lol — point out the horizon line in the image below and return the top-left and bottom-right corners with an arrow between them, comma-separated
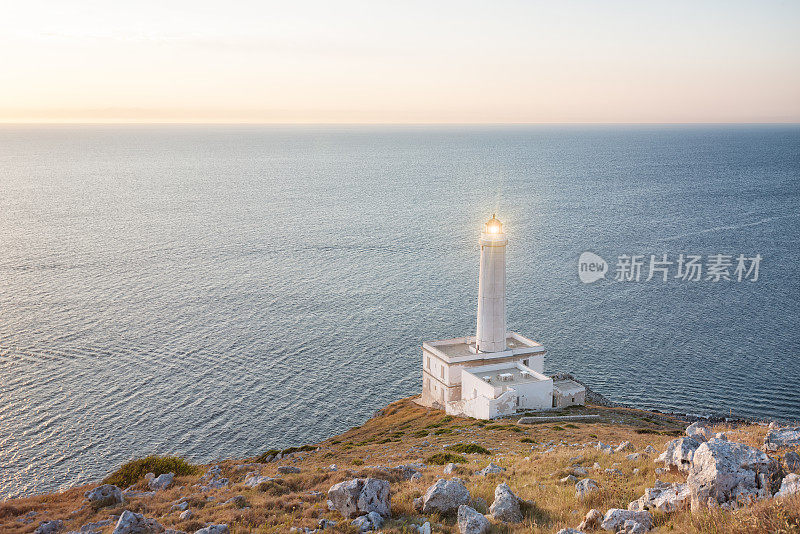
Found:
1,121 -> 799,126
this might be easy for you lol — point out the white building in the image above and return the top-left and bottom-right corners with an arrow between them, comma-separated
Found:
419,215 -> 585,419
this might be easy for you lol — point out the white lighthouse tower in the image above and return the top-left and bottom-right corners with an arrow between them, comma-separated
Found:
476,214 -> 507,353
418,215 -> 586,418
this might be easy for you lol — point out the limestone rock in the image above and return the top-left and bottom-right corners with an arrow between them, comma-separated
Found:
444,462 -> 457,475
776,473 -> 800,498
657,437 -> 700,473
318,519 -> 337,530
560,474 -> 578,484
85,484 -> 124,508
687,438 -> 775,510
600,509 -> 652,532
417,521 -> 432,534
764,427 -> 800,452
244,473 -> 273,487
457,505 -> 491,534
179,510 -> 193,520
327,478 -> 391,519
686,421 -> 713,443
34,520 -> 64,534
570,465 -> 589,476
489,482 -> 523,523
422,478 -> 470,514
556,529 -> 585,534
575,478 -> 599,499
194,525 -> 228,534
626,453 -> 644,462
351,511 -> 384,532
148,472 -> 174,491
577,508 -> 603,531
643,445 -> 657,455
478,463 -> 506,476
615,441 -> 635,453
277,466 -> 301,474
785,451 -> 800,473
628,480 -> 691,512
112,510 -> 164,534
595,442 -> 612,454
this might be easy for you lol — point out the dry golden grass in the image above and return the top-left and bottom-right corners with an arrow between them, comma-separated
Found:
2,397 -> 798,533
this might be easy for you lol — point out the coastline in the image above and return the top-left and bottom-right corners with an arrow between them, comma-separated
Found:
3,396 -> 799,533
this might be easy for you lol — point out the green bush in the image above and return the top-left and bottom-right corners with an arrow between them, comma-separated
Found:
103,455 -> 197,488
446,443 -> 491,455
255,444 -> 316,463
426,452 -> 467,465
520,437 -> 536,443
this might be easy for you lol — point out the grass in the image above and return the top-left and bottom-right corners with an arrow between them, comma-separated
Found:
426,452 -> 468,465
4,397 -> 795,534
445,443 -> 491,455
103,455 -> 197,488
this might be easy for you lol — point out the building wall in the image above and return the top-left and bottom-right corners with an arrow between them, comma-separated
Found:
554,387 -> 586,408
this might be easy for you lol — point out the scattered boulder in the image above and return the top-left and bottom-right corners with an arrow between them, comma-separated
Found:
244,473 -> 273,487
417,521 -> 431,534
327,478 -> 391,518
600,509 -> 652,532
575,478 -> 599,499
85,484 -> 124,508
629,480 -> 691,512
626,453 -> 644,462
578,508 -> 603,531
687,438 -> 776,510
179,510 -> 193,520
764,427 -> 800,452
643,445 -> 657,455
657,437 -> 700,473
421,478 -> 470,514
556,529 -> 585,534
489,482 -> 523,523
785,451 -> 800,473
595,442 -> 612,454
112,510 -> 163,534
478,463 -> 506,476
352,511 -> 384,532
444,463 -> 457,475
560,474 -> 578,484
318,519 -> 337,530
277,466 -> 301,474
615,441 -> 635,453
194,525 -> 228,534
621,519 -> 648,534
34,520 -> 64,534
776,473 -> 800,498
570,465 -> 589,476
457,505 -> 491,534
686,421 -> 713,443
148,472 -> 174,491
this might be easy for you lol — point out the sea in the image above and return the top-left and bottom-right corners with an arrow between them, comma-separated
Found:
1,124 -> 798,500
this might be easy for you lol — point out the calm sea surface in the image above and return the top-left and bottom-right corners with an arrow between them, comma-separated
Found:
1,125 -> 799,499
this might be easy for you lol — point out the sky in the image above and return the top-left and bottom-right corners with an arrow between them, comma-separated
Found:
1,0 -> 799,123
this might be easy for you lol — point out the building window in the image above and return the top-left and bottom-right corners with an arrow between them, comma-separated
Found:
523,359 -> 529,366
440,367 -> 444,379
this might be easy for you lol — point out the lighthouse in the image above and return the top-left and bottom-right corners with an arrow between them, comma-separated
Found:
418,214 -> 586,418
476,215 -> 507,353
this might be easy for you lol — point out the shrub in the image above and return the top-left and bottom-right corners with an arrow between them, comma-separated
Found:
552,425 -> 565,431
103,455 -> 197,488
564,423 -> 579,429
426,453 -> 467,465
352,459 -> 364,466
520,438 -> 536,443
413,430 -> 430,438
635,428 -> 660,435
446,443 -> 491,455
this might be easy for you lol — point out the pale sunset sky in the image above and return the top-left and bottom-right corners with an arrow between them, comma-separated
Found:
1,0 -> 798,123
